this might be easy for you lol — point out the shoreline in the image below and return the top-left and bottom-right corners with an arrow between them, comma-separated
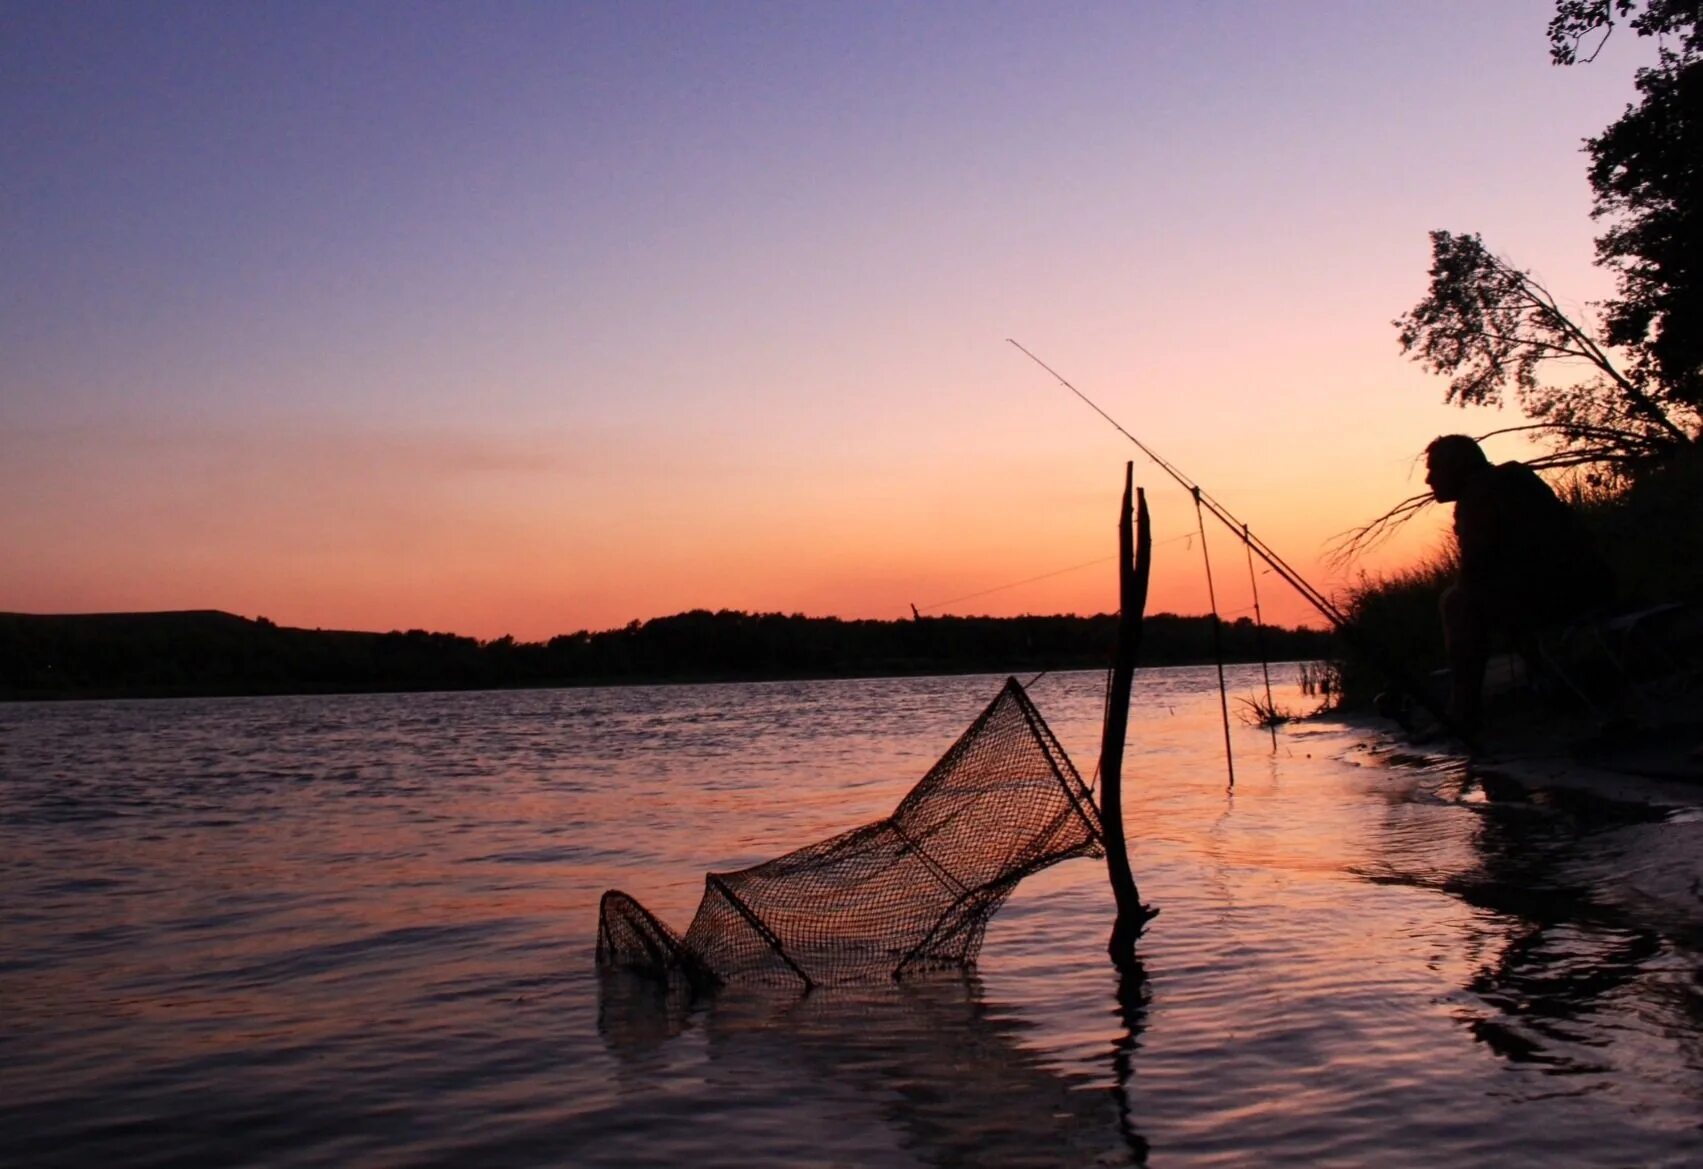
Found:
1343,706 -> 1703,941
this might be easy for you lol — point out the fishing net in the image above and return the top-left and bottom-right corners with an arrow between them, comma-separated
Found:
596,676 -> 1104,988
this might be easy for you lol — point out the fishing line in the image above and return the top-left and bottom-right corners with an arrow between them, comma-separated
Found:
1245,523 -> 1279,752
1089,659 -> 1113,798
915,556 -> 1113,614
914,532 -> 1198,615
1192,488 -> 1235,790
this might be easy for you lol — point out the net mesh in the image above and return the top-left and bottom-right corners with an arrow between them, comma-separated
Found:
596,677 -> 1104,987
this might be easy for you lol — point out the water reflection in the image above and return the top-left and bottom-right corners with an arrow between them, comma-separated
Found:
598,970 -> 1146,1167
1463,920 -> 1665,1069
1109,968 -> 1153,1164
1452,772 -> 1695,1079
1363,749 -> 1702,1093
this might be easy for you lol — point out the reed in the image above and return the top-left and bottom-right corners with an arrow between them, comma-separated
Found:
1330,557 -> 1454,709
1236,693 -> 1299,728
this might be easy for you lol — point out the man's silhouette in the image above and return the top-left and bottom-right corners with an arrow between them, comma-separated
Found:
1425,435 -> 1614,733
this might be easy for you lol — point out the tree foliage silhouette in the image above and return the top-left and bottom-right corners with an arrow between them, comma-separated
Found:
1395,1 -> 1702,470
0,609 -> 1333,700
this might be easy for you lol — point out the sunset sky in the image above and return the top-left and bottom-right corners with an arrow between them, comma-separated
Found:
1,2 -> 1654,640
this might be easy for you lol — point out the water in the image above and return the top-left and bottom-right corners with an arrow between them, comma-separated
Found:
2,666 -> 1699,1168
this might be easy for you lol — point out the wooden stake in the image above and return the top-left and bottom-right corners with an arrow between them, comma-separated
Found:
1101,463 -> 1157,970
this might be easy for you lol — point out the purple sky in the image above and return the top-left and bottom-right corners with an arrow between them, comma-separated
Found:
1,2 -> 1655,637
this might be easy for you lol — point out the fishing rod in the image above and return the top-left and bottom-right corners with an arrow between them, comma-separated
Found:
1008,338 -> 1476,748
1008,339 -> 1350,626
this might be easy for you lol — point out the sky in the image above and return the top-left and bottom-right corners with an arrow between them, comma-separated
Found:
0,1 -> 1659,640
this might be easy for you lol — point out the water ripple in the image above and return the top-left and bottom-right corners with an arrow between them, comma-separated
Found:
2,668 -> 1699,1167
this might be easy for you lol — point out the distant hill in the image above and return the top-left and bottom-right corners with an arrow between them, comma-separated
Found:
0,608 -> 1334,701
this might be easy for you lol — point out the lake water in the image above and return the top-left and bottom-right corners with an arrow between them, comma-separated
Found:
2,665 -> 1699,1168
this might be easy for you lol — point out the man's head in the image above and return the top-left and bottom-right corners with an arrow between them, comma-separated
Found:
1424,434 -> 1489,503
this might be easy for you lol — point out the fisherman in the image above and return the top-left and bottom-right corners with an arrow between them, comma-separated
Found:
1424,434 -> 1615,734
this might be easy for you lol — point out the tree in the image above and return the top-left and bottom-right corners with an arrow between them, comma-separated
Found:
1395,2 -> 1702,470
1548,0 -> 1702,64
1551,1 -> 1703,413
1395,230 -> 1692,464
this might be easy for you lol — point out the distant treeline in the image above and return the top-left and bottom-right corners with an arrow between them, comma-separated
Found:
0,608 -> 1334,701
